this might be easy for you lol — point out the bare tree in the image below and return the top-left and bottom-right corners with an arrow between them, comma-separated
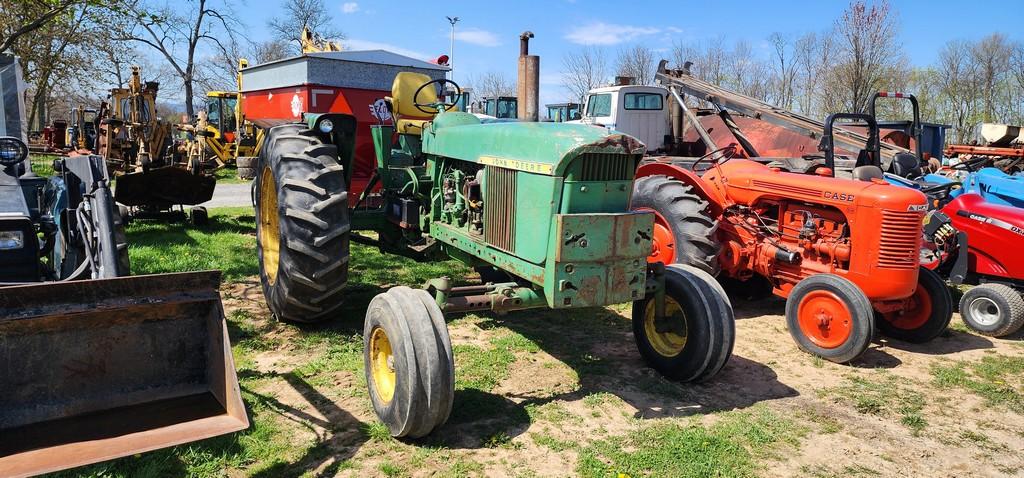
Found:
267,0 -> 343,54
936,40 -> 980,143
249,39 -> 291,64
116,0 -> 240,116
468,71 -> 515,100
826,0 -> 904,114
561,46 -> 609,104
768,32 -> 797,110
793,31 -> 835,117
971,33 -> 1012,122
615,45 -> 655,85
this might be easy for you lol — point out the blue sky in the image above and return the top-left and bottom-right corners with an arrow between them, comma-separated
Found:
236,0 -> 1022,105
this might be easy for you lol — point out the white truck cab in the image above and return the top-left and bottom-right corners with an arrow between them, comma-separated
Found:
571,84 -> 670,152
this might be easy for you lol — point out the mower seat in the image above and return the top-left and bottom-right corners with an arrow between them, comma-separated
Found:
389,72 -> 437,135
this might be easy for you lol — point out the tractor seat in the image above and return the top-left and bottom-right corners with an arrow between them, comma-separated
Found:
852,165 -> 884,182
388,72 -> 437,135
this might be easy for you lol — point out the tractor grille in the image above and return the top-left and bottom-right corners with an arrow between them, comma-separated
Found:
576,153 -> 638,181
484,166 -> 516,253
877,209 -> 923,269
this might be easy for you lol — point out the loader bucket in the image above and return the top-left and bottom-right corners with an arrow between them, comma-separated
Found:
0,271 -> 248,477
115,167 -> 217,208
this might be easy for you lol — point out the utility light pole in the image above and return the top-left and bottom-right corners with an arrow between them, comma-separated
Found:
446,16 -> 459,81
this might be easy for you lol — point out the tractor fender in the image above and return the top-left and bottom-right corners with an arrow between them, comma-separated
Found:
635,161 -> 726,216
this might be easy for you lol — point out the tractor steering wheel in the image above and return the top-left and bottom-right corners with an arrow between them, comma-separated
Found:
691,144 -> 738,173
921,181 -> 961,202
950,155 -> 990,172
413,79 -> 462,115
0,136 -> 28,167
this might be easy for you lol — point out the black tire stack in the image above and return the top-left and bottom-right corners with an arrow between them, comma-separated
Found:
237,156 -> 257,180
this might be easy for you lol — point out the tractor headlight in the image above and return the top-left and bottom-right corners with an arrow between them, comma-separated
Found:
0,230 -> 24,250
319,118 -> 334,133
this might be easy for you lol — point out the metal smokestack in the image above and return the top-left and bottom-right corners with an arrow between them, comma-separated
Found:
517,31 -> 539,122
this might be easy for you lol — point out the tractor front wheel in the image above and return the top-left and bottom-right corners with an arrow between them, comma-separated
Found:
959,283 -> 1024,337
255,123 -> 350,323
786,274 -> 874,363
631,264 -> 734,382
875,267 -> 952,343
364,286 -> 454,438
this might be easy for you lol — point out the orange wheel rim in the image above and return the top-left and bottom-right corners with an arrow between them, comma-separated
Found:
797,290 -> 853,349
883,284 -> 932,330
641,208 -> 676,265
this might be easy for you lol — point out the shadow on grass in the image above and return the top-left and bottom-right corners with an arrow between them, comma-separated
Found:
241,371 -> 367,478
879,328 -> 994,355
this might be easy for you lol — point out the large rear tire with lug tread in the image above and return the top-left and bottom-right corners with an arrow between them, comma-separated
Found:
631,264 -> 734,382
876,267 -> 952,343
786,274 -> 874,363
364,286 -> 454,438
959,283 -> 1024,337
630,175 -> 720,274
255,123 -> 350,323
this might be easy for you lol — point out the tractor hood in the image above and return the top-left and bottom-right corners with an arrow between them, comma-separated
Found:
422,113 -> 645,176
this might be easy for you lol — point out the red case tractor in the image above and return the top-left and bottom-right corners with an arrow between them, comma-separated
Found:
631,112 -> 953,363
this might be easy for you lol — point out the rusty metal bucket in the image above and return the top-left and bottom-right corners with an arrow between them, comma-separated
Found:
0,271 -> 248,477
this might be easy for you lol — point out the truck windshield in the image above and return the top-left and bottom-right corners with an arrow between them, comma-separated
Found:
586,94 -> 612,117
624,92 -> 663,110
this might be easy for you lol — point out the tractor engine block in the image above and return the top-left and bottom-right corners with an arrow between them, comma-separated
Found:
721,201 -> 852,292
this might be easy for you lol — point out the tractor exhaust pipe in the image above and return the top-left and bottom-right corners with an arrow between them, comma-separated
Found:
517,31 -> 539,122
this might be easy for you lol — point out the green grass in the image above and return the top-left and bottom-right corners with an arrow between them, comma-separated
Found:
213,166 -> 251,184
126,206 -> 258,281
931,355 -> 1024,410
29,154 -> 58,177
576,407 -> 805,478
821,375 -> 928,435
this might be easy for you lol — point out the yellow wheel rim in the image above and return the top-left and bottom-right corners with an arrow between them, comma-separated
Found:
258,166 -> 280,285
643,296 -> 688,357
369,327 -> 397,403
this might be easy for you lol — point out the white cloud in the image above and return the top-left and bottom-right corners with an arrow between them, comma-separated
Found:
565,22 -> 660,46
342,2 -> 359,13
454,28 -> 501,47
666,26 -> 683,34
344,39 -> 431,61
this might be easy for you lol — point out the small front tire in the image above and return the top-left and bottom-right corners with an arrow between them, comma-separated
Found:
959,283 -> 1024,337
364,286 -> 454,438
632,264 -> 734,382
786,274 -> 874,363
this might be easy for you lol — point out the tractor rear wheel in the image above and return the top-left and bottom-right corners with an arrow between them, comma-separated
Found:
631,175 -> 720,274
364,286 -> 454,438
786,274 -> 874,363
875,267 -> 952,343
959,283 -> 1024,337
255,123 -> 350,323
632,264 -> 734,382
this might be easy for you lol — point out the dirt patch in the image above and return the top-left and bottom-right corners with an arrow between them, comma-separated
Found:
217,285 -> 1024,477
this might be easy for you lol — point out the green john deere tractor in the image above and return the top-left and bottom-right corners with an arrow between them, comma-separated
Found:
253,72 -> 735,438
